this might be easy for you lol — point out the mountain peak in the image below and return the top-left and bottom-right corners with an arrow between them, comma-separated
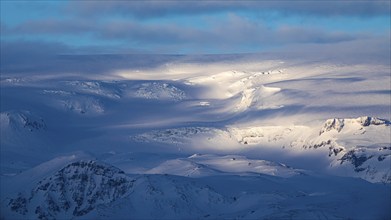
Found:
319,116 -> 389,135
7,160 -> 134,219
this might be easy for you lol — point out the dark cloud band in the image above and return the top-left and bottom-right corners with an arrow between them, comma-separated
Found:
69,1 -> 390,18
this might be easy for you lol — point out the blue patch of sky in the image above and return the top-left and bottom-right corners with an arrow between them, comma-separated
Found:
1,1 -> 68,26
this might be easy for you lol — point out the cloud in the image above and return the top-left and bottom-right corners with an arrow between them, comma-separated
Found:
1,40 -> 70,60
271,35 -> 391,65
68,1 -> 390,18
2,37 -> 389,90
1,1 -> 388,62
3,15 -> 358,54
1,34 -> 388,77
0,40 -> 70,74
8,19 -> 93,35
0,40 -> 178,75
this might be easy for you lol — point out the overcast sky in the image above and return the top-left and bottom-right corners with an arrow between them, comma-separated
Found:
1,0 -> 390,73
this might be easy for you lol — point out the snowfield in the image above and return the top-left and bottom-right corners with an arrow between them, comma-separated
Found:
1,54 -> 390,219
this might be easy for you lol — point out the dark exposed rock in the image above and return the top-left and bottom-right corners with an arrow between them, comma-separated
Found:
8,194 -> 28,215
357,116 -> 390,126
319,118 -> 344,135
319,116 -> 389,135
339,150 -> 373,171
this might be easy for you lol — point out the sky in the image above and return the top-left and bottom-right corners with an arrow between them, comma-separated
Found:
0,0 -> 390,69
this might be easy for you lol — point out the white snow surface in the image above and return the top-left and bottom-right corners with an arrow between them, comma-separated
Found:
147,154 -> 301,178
1,54 -> 390,219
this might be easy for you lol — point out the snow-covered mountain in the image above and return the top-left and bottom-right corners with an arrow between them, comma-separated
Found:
2,159 -> 390,220
4,160 -> 133,219
1,54 -> 390,219
133,116 -> 391,183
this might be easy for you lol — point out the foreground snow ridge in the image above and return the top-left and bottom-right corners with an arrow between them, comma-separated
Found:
4,159 -> 390,220
3,160 -> 227,219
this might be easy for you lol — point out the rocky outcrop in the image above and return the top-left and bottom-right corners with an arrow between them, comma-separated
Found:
319,116 -> 389,135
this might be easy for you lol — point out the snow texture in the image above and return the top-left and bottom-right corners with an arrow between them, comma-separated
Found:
1,54 -> 390,219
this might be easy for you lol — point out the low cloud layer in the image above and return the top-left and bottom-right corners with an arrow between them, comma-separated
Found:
0,0 -> 389,74
2,14 -> 359,51
69,1 -> 390,18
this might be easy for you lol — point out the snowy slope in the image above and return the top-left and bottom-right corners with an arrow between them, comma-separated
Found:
1,159 -> 390,220
0,111 -> 52,175
133,116 -> 390,183
147,154 -> 301,177
0,110 -> 47,145
1,54 -> 390,219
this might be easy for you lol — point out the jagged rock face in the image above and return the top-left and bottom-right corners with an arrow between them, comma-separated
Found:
357,116 -> 389,126
319,116 -> 389,135
316,116 -> 391,183
7,161 -> 134,219
319,118 -> 345,135
339,149 -> 374,172
338,147 -> 391,183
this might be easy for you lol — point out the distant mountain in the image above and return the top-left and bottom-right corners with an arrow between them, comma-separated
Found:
134,116 -> 391,183
0,110 -> 47,133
